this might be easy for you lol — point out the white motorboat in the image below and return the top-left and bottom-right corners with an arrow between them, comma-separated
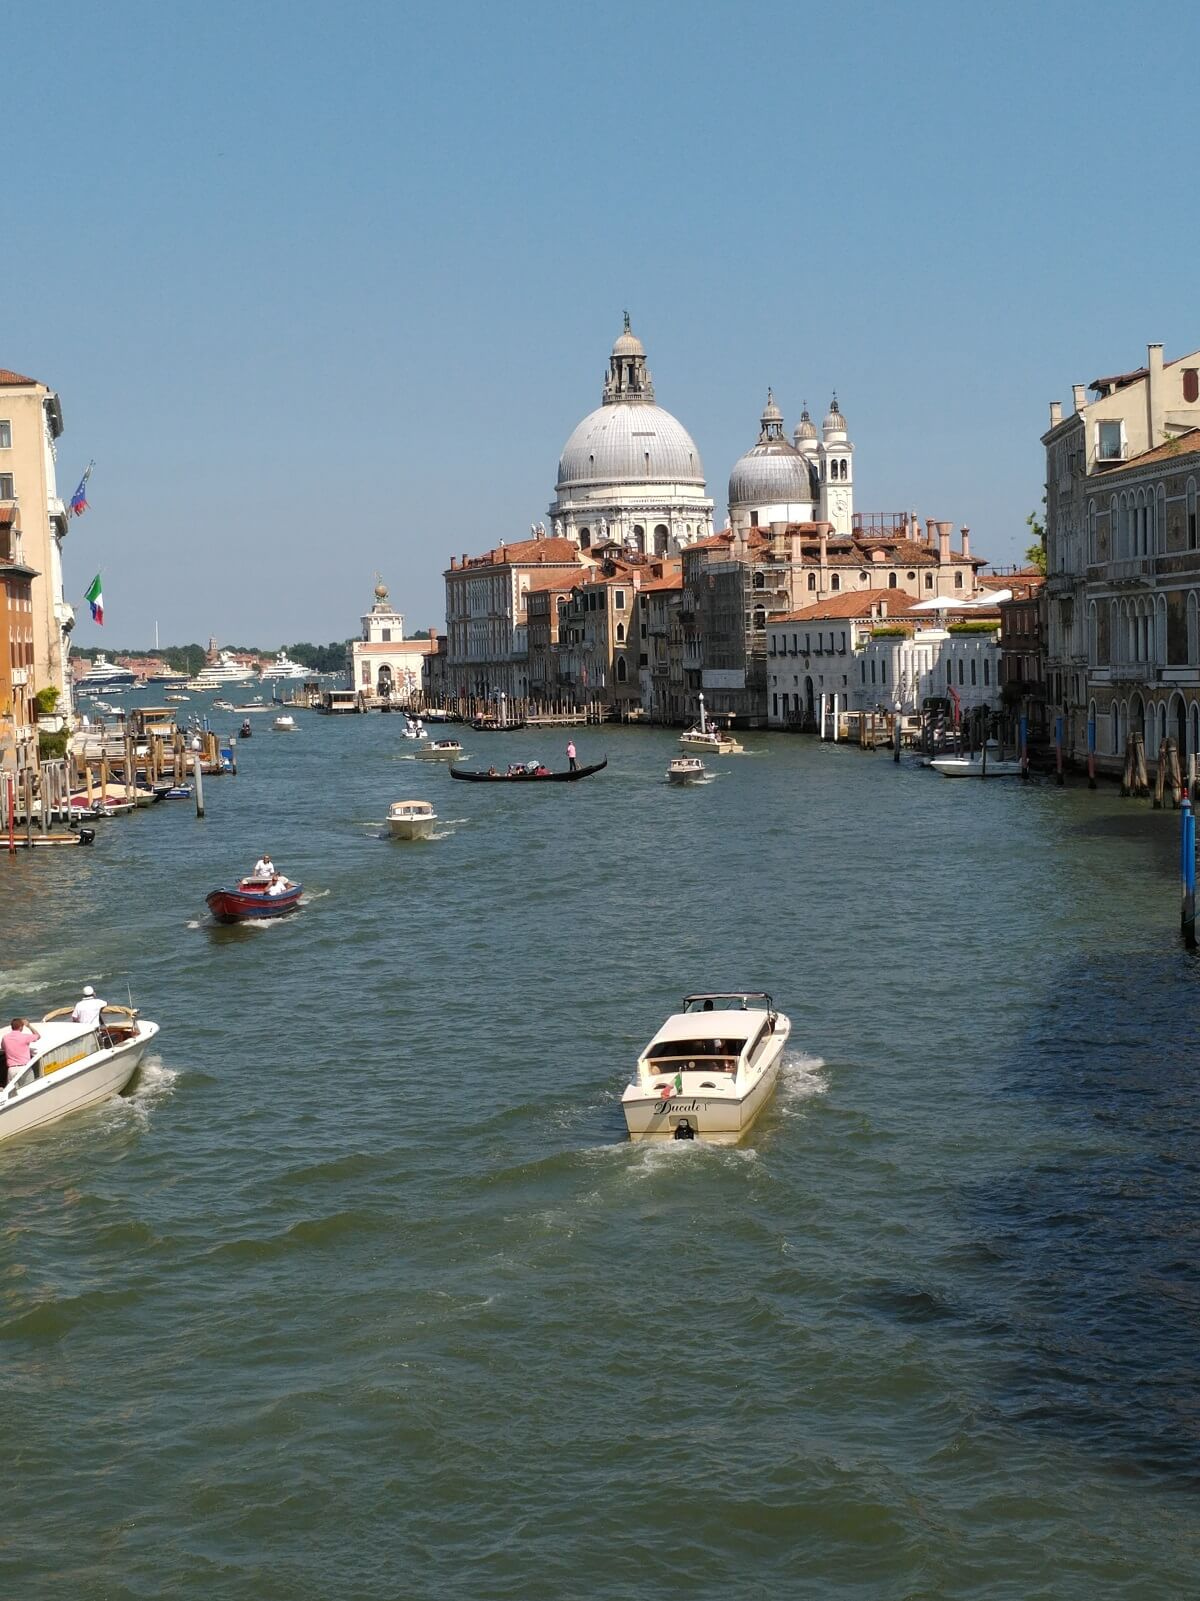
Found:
412,739 -> 463,761
387,799 -> 437,840
668,755 -> 707,785
929,752 -> 1022,778
621,992 -> 791,1144
165,693 -> 189,703
273,714 -> 298,732
401,719 -> 428,741
213,698 -> 235,711
0,1005 -> 160,1143
680,692 -> 743,755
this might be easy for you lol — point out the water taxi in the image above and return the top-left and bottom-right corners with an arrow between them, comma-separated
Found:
668,755 -> 707,785
680,693 -> 743,755
621,992 -> 790,1144
0,1006 -> 160,1143
273,714 -> 298,732
412,739 -> 464,761
388,799 -> 437,840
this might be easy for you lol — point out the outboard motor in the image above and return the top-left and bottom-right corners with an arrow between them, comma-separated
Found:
78,828 -> 97,846
673,1118 -> 696,1141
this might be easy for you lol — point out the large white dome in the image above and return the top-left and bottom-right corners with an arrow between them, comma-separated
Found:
556,403 -> 706,491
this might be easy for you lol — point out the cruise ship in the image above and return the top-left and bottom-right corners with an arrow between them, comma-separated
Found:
258,651 -> 310,681
77,654 -> 139,691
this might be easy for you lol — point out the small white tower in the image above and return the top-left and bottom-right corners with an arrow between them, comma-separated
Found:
817,394 -> 854,536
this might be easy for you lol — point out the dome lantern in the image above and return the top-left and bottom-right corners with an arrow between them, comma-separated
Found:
603,312 -> 655,404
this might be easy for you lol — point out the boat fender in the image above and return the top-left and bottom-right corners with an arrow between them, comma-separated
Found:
673,1119 -> 696,1140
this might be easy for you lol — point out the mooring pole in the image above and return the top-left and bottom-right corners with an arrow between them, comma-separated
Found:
193,754 -> 205,819
1087,716 -> 1097,790
1055,714 -> 1065,786
1183,797 -> 1197,950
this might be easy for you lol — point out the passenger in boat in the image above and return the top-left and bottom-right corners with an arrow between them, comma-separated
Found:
1,1018 -> 40,1085
567,740 -> 577,772
71,985 -> 106,1027
266,873 -> 292,897
488,766 -> 497,777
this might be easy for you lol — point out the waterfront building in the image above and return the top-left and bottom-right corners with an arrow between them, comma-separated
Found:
0,367 -> 73,710
525,574 -> 583,706
1042,343 -> 1200,761
1074,430 -> 1200,768
443,534 -> 589,702
729,392 -> 854,536
549,316 -> 714,556
683,517 -> 984,726
766,591 -> 920,726
349,579 -> 439,703
637,559 -> 686,723
0,503 -> 38,775
554,562 -> 642,714
997,570 -> 1047,736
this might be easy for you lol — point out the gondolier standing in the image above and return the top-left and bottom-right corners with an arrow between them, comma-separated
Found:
567,740 -> 577,772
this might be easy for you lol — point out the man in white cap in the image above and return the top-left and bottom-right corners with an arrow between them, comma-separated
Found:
71,985 -> 106,1027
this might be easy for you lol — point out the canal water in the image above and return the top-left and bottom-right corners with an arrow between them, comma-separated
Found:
3,702 -> 1199,1599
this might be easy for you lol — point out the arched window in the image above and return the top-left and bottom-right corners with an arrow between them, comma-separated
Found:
1109,496 -> 1118,559
753,571 -> 765,589
984,659 -> 990,685
808,573 -> 817,591
616,657 -> 627,683
970,658 -> 977,685
888,572 -> 898,588
1112,699 -> 1121,755
958,658 -> 965,685
616,622 -> 625,642
653,524 -> 669,555
579,527 -> 591,549
831,574 -> 841,591
753,608 -> 766,630
870,660 -> 876,684
632,525 -> 645,553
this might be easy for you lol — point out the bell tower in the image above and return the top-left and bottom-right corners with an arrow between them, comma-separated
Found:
817,395 -> 854,536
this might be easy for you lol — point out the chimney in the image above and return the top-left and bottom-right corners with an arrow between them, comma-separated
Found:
1049,401 -> 1062,427
1072,383 -> 1086,414
880,600 -> 888,618
960,526 -> 971,560
926,517 -> 938,548
450,556 -> 457,570
818,527 -> 828,575
1148,342 -> 1164,446
937,521 -> 952,563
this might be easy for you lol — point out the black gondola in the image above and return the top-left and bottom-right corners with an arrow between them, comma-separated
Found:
449,758 -> 607,783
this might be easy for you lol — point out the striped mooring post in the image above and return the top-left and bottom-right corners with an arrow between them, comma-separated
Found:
1182,795 -> 1196,950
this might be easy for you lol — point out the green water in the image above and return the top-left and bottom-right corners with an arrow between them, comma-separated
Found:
3,706 -> 1199,1598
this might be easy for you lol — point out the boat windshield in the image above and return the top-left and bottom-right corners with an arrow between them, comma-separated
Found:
681,994 -> 770,1014
646,1038 -> 745,1066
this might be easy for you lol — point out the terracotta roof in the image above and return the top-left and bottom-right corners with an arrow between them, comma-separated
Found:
1097,427 -> 1200,472
355,639 -> 436,655
521,569 -> 578,593
773,589 -> 926,623
640,572 -> 684,593
0,369 -> 37,386
451,537 -> 584,572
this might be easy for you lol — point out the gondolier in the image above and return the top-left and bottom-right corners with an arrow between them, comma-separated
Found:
567,740 -> 578,771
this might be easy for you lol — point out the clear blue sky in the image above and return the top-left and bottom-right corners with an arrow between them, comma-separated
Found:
6,0 -> 1197,648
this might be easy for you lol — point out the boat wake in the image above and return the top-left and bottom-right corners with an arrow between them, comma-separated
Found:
95,1054 -> 180,1132
776,1051 -> 829,1115
298,888 -> 330,904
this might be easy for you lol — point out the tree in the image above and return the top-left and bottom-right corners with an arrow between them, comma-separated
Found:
1025,508 -> 1047,575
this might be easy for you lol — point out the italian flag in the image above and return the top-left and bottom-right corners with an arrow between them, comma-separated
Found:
85,572 -> 104,626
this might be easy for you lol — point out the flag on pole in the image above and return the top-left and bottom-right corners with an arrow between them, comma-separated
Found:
69,461 -> 94,517
85,573 -> 104,625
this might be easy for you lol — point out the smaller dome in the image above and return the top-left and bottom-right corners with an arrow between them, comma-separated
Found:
761,387 -> 783,426
612,311 -> 645,358
794,406 -> 817,444
824,394 -> 847,435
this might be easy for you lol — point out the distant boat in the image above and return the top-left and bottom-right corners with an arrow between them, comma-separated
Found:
77,654 -> 138,690
387,799 -> 438,840
668,756 -> 707,785
273,714 -> 298,732
259,651 -> 310,680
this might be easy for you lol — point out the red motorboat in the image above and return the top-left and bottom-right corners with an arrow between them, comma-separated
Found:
206,877 -> 303,923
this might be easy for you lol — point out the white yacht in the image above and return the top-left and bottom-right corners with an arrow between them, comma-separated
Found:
0,1005 -> 160,1143
259,651 -> 310,680
190,650 -> 256,688
388,799 -> 437,840
621,993 -> 790,1144
680,693 -> 743,755
77,654 -> 138,691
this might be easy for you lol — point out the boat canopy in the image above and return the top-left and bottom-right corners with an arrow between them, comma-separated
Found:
681,992 -> 773,1014
646,1036 -> 748,1060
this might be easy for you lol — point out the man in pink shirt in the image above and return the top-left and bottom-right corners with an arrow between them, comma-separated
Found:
2,1018 -> 40,1084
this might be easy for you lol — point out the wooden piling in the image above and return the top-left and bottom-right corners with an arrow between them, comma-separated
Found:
1134,733 -> 1149,796
1154,739 -> 1168,809
1168,738 -> 1183,808
193,754 -> 205,818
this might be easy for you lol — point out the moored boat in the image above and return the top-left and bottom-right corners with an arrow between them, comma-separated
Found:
929,752 -> 1022,778
206,877 -> 303,922
621,992 -> 791,1144
1,1005 -> 160,1143
387,799 -> 438,839
668,756 -> 707,785
412,739 -> 463,761
449,757 -> 607,783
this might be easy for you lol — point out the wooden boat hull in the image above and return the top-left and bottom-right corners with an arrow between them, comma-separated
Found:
449,758 -> 607,783
206,883 -> 304,922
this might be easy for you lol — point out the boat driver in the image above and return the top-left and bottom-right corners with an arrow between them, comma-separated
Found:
71,985 -> 107,1027
253,852 -> 275,881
